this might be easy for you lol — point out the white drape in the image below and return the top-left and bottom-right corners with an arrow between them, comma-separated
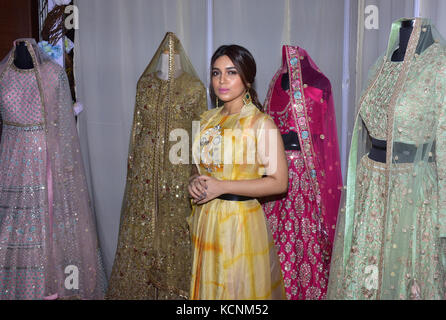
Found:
73,0 -> 446,277
420,0 -> 446,33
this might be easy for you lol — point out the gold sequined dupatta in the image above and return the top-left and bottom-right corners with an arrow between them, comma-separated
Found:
126,32 -> 201,232
108,32 -> 207,299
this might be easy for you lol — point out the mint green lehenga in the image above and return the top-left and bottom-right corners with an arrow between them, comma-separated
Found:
327,18 -> 446,300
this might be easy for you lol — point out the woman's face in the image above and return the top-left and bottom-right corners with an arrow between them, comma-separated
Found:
212,55 -> 246,104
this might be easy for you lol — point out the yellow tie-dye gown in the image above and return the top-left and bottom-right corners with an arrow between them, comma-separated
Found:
188,102 -> 286,300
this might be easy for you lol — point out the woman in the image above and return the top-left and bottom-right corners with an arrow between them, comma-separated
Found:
187,45 -> 287,300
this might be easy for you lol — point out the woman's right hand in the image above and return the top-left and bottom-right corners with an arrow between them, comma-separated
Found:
188,174 -> 207,202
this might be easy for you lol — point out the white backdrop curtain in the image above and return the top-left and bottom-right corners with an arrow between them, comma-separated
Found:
419,0 -> 446,35
73,0 -> 446,277
357,0 -> 414,93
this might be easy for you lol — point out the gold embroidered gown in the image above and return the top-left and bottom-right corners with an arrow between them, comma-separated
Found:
106,33 -> 207,299
188,102 -> 286,300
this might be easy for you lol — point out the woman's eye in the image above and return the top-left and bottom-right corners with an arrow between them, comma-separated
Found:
228,70 -> 237,75
212,71 -> 219,77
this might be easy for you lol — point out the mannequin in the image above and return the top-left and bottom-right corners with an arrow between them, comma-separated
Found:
0,38 -> 106,299
106,32 -> 208,300
327,18 -> 446,300
391,19 -> 435,61
263,45 -> 342,300
280,55 -> 331,151
13,41 -> 34,69
157,50 -> 183,80
391,19 -> 413,61
280,73 -> 300,150
369,19 -> 437,163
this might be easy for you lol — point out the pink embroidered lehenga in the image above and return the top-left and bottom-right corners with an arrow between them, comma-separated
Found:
0,39 -> 106,299
262,46 -> 342,300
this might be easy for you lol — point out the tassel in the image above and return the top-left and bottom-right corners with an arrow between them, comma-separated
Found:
408,279 -> 421,300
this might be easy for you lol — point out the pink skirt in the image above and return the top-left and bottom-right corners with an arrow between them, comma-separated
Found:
262,150 -> 331,300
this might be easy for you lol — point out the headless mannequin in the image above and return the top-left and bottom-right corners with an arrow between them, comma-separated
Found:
14,42 -> 34,69
281,55 -> 330,150
369,20 -> 436,162
157,50 -> 183,80
391,20 -> 414,61
391,20 -> 435,61
0,41 -> 33,128
370,21 -> 416,161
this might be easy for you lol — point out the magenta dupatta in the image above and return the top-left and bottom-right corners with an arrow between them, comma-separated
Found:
264,46 -> 342,244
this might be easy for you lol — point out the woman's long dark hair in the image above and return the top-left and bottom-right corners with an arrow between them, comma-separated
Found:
210,45 -> 263,111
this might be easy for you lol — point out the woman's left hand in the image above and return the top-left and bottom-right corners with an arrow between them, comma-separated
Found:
194,175 -> 224,205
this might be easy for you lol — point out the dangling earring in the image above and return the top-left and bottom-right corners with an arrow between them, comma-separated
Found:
242,90 -> 252,106
216,96 -> 220,108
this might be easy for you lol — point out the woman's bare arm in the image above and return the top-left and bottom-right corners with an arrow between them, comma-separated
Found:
194,118 -> 288,204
